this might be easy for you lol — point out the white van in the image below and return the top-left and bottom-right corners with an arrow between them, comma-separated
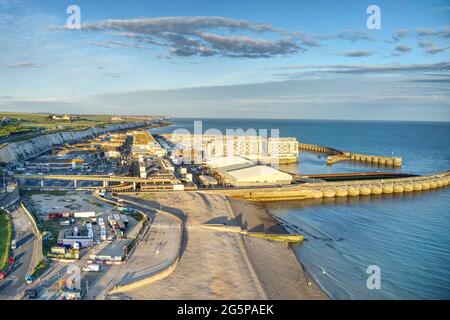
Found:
11,239 -> 17,250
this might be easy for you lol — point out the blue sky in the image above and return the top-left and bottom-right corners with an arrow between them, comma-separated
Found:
0,0 -> 449,120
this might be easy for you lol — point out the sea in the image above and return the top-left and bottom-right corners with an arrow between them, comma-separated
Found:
150,118 -> 450,300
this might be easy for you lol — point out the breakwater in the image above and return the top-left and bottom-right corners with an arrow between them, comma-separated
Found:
203,171 -> 450,201
298,142 -> 402,167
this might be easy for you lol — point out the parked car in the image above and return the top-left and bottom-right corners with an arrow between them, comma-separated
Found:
11,239 -> 17,250
24,289 -> 38,299
82,264 -> 101,272
25,275 -> 33,284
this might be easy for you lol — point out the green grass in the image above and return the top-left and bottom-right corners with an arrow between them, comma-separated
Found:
31,259 -> 50,278
40,220 -> 61,256
0,210 -> 13,272
0,111 -> 144,140
83,199 -> 104,207
138,193 -> 156,201
22,190 -> 68,197
0,123 -> 36,137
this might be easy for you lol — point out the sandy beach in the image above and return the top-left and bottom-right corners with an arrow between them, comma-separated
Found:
110,191 -> 327,300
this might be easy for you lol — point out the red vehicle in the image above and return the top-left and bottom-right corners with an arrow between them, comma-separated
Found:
8,257 -> 15,265
0,272 -> 6,280
48,213 -> 63,220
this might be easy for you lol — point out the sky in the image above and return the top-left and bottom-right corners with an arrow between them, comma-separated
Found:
0,0 -> 449,120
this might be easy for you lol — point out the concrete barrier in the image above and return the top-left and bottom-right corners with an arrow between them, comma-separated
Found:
348,187 -> 360,196
323,189 -> 336,198
311,190 -> 323,198
110,257 -> 179,294
336,188 -> 348,197
360,186 -> 372,195
203,171 -> 450,201
371,186 -> 383,195
422,181 -> 431,190
413,183 -> 423,191
404,184 -> 414,192
382,184 -> 394,194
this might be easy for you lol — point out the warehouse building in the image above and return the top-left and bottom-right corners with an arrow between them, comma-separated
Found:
206,156 -> 292,187
58,225 -> 94,248
222,165 -> 292,187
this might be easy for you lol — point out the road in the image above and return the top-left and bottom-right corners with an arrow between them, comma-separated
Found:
10,192 -> 182,300
114,213 -> 180,287
0,205 -> 37,299
83,194 -> 182,299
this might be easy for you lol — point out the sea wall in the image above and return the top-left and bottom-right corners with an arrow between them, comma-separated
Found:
0,122 -> 149,164
202,171 -> 450,201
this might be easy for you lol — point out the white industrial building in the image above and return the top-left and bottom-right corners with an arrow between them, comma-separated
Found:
223,165 -> 292,187
206,155 -> 254,169
206,156 -> 292,187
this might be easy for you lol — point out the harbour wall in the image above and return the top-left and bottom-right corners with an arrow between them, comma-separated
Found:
202,171 -> 450,201
298,143 -> 402,167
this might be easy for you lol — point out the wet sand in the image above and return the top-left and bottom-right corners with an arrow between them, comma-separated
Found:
229,198 -> 328,299
114,192 -> 328,300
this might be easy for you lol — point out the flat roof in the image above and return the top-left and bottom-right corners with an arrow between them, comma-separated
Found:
199,175 -> 218,183
206,156 -> 254,169
95,239 -> 131,257
226,165 -> 292,181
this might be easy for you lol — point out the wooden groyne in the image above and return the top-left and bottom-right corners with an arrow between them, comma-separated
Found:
202,171 -> 450,201
298,142 -> 402,167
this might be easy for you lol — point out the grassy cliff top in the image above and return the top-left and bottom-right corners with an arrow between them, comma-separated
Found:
0,112 -> 154,142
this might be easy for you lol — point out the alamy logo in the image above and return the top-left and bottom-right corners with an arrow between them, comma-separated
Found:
66,5 -> 81,30
366,265 -> 381,290
367,5 -> 381,30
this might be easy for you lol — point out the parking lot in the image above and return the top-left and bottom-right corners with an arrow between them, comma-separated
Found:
25,191 -> 140,259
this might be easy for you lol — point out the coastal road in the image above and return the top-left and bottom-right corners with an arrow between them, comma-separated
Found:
0,205 -> 37,299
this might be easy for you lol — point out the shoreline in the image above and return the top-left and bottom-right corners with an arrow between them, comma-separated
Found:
228,197 -> 329,300
113,191 -> 328,299
260,202 -> 333,300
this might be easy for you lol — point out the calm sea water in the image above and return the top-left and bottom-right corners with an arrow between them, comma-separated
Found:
151,118 -> 450,299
